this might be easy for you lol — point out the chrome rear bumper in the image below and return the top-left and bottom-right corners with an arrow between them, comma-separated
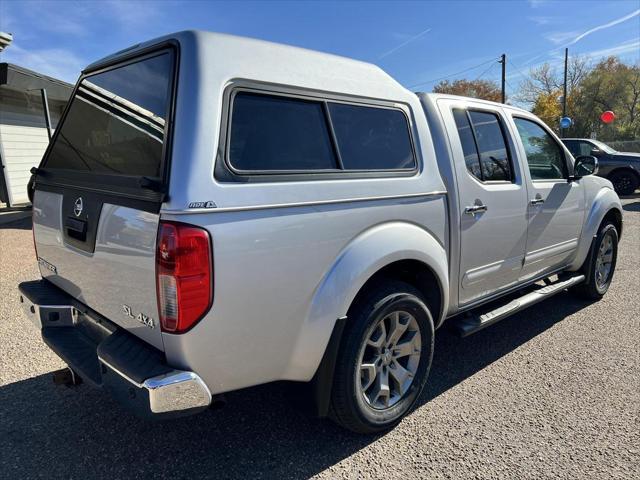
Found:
100,361 -> 212,414
18,279 -> 212,417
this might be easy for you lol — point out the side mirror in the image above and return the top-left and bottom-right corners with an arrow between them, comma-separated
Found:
590,148 -> 602,157
574,155 -> 599,178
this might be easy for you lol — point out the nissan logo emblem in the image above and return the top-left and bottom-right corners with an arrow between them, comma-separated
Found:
74,197 -> 84,217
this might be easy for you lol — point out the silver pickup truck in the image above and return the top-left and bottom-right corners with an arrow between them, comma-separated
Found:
19,31 -> 622,434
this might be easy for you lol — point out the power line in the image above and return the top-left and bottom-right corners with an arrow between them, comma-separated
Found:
474,61 -> 496,82
407,57 -> 498,89
508,59 -> 532,82
504,77 -> 517,94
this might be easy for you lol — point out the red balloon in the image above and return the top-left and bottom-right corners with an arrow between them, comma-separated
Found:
600,111 -> 615,124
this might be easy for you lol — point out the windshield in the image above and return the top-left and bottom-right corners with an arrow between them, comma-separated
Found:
590,139 -> 616,154
44,50 -> 175,179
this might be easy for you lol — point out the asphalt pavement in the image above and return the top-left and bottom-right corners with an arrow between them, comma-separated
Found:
0,197 -> 638,479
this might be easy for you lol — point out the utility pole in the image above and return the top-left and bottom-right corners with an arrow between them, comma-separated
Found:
499,53 -> 506,104
562,47 -> 568,138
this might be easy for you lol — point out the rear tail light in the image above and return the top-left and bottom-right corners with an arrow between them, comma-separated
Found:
156,221 -> 213,333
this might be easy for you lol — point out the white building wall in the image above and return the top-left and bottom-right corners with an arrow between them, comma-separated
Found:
0,123 -> 50,205
0,88 -> 64,206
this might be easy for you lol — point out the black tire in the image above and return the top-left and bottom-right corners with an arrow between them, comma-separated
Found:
609,170 -> 639,196
329,280 -> 434,434
573,221 -> 618,300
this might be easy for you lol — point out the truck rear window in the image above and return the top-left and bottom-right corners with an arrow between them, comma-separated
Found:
44,51 -> 175,179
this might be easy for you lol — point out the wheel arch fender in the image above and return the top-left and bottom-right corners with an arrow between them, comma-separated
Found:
285,221 -> 448,385
570,186 -> 623,271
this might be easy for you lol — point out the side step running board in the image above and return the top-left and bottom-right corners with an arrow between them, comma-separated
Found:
454,274 -> 585,337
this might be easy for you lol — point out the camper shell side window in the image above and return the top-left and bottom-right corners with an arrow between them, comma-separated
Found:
215,84 -> 420,182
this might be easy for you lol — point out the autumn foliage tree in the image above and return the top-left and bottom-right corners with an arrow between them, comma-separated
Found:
570,57 -> 640,140
531,90 -> 562,129
429,55 -> 639,145
518,56 -> 639,140
517,57 -> 589,105
433,79 -> 502,102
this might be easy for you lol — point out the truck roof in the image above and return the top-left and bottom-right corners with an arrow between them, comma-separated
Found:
421,92 -> 532,116
84,31 -> 535,116
83,30 -> 413,104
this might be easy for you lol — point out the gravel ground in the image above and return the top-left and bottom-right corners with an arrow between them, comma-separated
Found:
0,198 -> 638,480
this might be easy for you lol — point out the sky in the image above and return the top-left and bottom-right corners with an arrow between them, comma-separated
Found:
1,0 -> 639,99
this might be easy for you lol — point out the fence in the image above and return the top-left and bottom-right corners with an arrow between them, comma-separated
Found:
606,140 -> 640,153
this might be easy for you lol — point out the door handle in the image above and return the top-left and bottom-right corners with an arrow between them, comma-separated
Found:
530,197 -> 545,205
65,216 -> 87,241
464,204 -> 488,215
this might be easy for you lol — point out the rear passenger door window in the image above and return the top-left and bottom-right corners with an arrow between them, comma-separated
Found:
452,108 -> 513,182
452,109 -> 483,179
469,111 -> 512,182
513,117 -> 568,180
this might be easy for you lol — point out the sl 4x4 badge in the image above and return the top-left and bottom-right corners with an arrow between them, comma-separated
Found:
122,305 -> 155,329
37,257 -> 57,274
188,200 -> 217,209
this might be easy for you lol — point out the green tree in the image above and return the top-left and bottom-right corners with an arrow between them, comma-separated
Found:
518,56 -> 640,140
570,57 -> 640,140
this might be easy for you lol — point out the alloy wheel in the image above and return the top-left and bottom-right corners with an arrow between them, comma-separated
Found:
595,231 -> 614,290
613,174 -> 635,195
357,310 -> 421,410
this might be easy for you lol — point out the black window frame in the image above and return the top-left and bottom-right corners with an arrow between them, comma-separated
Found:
452,107 -> 515,184
215,83 -> 420,183
35,42 -> 180,207
512,115 -> 570,181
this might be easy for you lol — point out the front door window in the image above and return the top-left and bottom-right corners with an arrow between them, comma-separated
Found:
513,118 -> 568,180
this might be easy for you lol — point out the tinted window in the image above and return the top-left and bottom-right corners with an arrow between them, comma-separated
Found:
452,109 -> 512,182
229,93 -> 338,171
591,139 -> 616,154
45,52 -> 174,178
452,109 -> 482,179
576,141 -> 594,157
468,111 -> 512,181
514,118 -> 567,180
328,103 -> 415,170
563,140 -> 593,157
563,140 -> 579,156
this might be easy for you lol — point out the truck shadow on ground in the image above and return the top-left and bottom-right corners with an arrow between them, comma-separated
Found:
0,292 -> 593,479
0,215 -> 32,230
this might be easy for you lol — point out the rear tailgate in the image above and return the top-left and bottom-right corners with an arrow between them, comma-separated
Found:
32,47 -> 177,351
